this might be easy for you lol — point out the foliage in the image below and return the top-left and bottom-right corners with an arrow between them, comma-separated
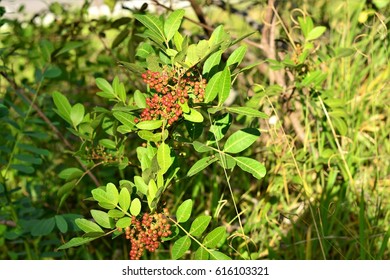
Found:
0,0 -> 389,260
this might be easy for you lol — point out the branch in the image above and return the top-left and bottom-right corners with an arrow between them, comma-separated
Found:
188,0 -> 212,37
0,220 -> 17,227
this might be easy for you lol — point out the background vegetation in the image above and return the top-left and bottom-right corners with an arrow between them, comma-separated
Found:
0,0 -> 389,260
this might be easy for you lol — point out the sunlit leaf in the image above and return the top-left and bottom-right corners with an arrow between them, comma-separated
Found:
164,9 -> 185,41
187,156 -> 218,177
203,226 -> 226,248
224,128 -> 260,154
130,198 -> 141,216
233,156 -> 266,179
118,187 -> 131,212
189,215 -> 211,237
157,142 -> 172,174
91,210 -> 112,229
75,218 -> 104,233
176,199 -> 192,223
70,103 -> 84,127
172,235 -> 191,259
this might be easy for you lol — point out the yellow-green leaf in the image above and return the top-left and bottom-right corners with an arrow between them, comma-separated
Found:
118,187 -> 131,212
164,9 -> 185,41
203,226 -> 226,248
176,199 -> 192,223
224,128 -> 260,154
130,198 -> 141,216
157,142 -> 172,174
233,156 -> 266,179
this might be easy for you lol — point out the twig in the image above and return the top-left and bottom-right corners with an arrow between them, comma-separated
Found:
188,0 -> 212,37
0,220 -> 17,227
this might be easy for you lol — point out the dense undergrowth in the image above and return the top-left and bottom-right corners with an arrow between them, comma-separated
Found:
0,0 -> 389,260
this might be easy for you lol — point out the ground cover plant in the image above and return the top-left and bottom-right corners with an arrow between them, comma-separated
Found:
0,0 -> 389,260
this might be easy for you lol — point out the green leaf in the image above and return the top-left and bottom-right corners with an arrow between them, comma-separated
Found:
226,106 -> 268,118
164,9 -> 185,41
298,16 -> 314,38
176,199 -> 193,223
306,26 -> 326,41
335,47 -> 355,58
183,108 -> 204,123
91,210 -> 112,229
99,139 -> 116,150
174,31 -> 184,51
138,130 -> 162,142
134,176 -> 148,195
218,67 -> 231,105
55,215 -> 68,233
116,217 -> 131,228
118,187 -> 131,212
43,65 -> 62,78
108,209 -> 125,218
136,43 -> 155,58
55,41 -> 86,57
208,113 -> 232,142
204,70 -> 221,103
192,141 -> 213,153
233,156 -> 266,179
209,251 -> 232,260
194,246 -> 209,260
136,120 -> 163,130
203,50 -> 222,75
189,215 -> 212,237
226,45 -> 247,68
113,78 -> 126,103
112,28 -> 130,49
184,44 -> 199,66
157,142 -> 172,174
31,218 -> 56,236
224,128 -> 260,154
70,103 -> 84,127
134,14 -> 165,43
11,164 -> 34,174
111,17 -> 132,28
203,226 -> 226,248
75,218 -> 104,233
14,154 -> 42,165
134,90 -> 146,108
58,167 -> 83,181
52,91 -> 72,124
57,237 -> 98,250
105,182 -> 119,206
147,179 -> 158,208
209,25 -> 229,48
300,70 -> 327,87
95,78 -> 114,96
91,188 -> 116,209
118,61 -> 145,74
17,143 -> 50,156
113,111 -> 136,129
57,181 -> 76,198
215,153 -> 236,169
187,156 -> 218,177
130,198 -> 141,216
39,39 -> 53,62
172,235 -> 191,259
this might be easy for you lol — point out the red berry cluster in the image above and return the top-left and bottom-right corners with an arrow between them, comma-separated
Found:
136,69 -> 207,125
124,210 -> 172,260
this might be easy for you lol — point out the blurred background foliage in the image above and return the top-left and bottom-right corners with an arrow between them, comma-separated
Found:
0,0 -> 389,259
